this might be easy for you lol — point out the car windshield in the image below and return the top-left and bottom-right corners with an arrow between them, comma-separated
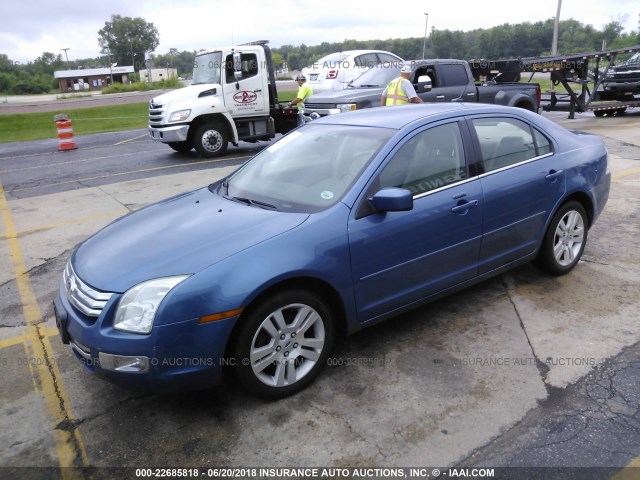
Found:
625,52 -> 640,65
192,52 -> 222,85
350,65 -> 401,88
218,124 -> 394,213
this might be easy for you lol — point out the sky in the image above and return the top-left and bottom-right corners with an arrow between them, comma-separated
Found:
0,0 -> 638,64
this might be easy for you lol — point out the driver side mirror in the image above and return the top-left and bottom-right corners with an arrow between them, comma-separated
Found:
417,75 -> 432,92
233,51 -> 242,81
371,188 -> 413,212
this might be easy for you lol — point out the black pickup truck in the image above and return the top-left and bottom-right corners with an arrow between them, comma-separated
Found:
602,52 -> 640,96
303,59 -> 540,117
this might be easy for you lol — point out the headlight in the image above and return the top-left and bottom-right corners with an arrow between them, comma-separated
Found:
114,276 -> 189,334
337,104 -> 357,113
169,109 -> 191,122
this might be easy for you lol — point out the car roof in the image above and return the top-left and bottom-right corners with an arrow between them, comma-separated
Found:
312,103 -> 529,130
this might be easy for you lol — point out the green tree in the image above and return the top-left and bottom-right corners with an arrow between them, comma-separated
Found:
98,15 -> 160,68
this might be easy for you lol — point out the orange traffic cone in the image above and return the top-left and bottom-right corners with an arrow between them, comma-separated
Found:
54,113 -> 77,151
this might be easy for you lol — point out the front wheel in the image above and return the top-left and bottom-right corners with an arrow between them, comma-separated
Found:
193,122 -> 228,157
234,290 -> 335,398
534,201 -> 588,276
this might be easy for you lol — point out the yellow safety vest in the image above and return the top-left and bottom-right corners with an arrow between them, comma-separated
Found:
385,77 -> 410,106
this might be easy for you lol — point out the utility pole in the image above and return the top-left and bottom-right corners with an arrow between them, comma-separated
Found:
551,0 -> 562,55
61,48 -> 70,66
422,13 -> 429,59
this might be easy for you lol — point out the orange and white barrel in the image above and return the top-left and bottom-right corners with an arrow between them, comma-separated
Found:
54,114 -> 77,151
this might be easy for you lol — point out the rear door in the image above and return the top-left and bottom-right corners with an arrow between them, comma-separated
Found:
349,120 -> 483,322
468,116 -> 565,274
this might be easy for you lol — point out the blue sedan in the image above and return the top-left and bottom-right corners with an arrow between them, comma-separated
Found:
54,103 -> 610,397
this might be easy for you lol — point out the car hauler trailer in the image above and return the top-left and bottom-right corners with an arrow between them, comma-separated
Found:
470,44 -> 640,118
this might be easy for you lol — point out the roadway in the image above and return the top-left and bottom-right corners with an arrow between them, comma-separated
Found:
0,108 -> 639,478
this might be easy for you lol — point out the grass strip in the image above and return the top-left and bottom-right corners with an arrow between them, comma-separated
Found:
0,91 -> 298,143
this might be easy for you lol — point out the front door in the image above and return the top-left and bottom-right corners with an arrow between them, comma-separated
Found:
223,51 -> 268,116
349,121 -> 483,322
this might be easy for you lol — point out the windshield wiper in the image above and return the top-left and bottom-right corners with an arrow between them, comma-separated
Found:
229,196 -> 279,211
357,84 -> 381,88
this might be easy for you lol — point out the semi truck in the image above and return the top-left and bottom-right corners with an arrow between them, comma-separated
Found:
148,40 -> 298,157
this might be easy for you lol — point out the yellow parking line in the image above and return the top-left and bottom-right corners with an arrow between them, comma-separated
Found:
0,333 -> 25,349
613,167 -> 640,180
0,181 -> 88,476
114,133 -> 148,145
612,456 -> 640,479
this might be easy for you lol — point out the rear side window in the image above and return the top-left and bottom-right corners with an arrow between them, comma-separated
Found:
441,64 -> 470,86
354,53 -> 379,68
471,118 -> 552,173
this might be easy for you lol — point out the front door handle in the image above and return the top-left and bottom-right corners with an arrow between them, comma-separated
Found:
451,199 -> 479,214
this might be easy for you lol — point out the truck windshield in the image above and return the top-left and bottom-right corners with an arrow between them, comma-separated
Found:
350,65 -> 400,88
192,52 -> 223,85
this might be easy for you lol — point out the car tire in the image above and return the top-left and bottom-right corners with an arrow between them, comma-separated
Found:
168,141 -> 193,153
534,201 -> 588,276
193,122 -> 228,157
234,290 -> 335,398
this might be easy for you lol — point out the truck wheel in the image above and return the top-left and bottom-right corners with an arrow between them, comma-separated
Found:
233,290 -> 335,398
193,122 -> 228,157
593,111 -> 606,117
168,142 -> 193,153
533,201 -> 588,276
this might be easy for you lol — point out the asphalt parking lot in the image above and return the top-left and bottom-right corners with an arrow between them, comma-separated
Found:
1,109 -> 639,479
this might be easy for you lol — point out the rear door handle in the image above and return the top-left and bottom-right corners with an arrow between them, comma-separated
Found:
451,199 -> 479,214
436,95 -> 445,99
545,169 -> 564,182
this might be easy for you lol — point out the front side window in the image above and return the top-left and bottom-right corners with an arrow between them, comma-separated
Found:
378,122 -> 467,196
471,118 -> 552,173
225,53 -> 258,83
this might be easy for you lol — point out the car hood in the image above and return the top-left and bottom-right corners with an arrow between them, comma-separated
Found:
306,87 -> 383,104
72,187 -> 309,293
151,84 -> 222,105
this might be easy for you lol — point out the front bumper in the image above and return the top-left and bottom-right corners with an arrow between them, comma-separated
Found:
54,280 -> 237,392
148,125 -> 190,143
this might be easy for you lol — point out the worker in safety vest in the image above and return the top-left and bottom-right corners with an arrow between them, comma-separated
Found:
288,75 -> 314,125
381,65 -> 424,106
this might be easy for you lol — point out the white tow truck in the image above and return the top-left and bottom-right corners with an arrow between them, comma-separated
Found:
148,40 -> 298,157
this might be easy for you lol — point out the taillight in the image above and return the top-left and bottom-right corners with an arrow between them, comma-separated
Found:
326,70 -> 339,79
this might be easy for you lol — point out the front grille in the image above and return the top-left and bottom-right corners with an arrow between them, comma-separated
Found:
148,100 -> 165,126
304,102 -> 337,110
63,261 -> 113,318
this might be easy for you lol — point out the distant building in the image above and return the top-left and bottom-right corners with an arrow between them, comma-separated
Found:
53,66 -> 135,92
139,68 -> 178,83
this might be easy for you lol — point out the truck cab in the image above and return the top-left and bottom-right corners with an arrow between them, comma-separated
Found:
149,41 -> 296,157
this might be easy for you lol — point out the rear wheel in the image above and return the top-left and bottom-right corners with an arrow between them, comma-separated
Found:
234,290 -> 334,398
168,141 -> 192,153
533,201 -> 588,276
593,110 -> 606,117
193,122 -> 228,157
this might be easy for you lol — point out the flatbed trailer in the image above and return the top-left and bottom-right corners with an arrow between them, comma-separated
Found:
470,45 -> 640,118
